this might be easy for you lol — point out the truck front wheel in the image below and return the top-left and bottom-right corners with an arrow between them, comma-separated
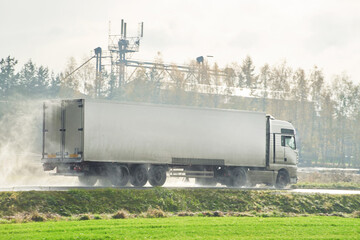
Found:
130,165 -> 148,187
275,170 -> 289,189
148,165 -> 167,187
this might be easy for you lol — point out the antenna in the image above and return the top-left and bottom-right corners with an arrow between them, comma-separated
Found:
121,19 -> 124,37
124,22 -> 127,38
141,22 -> 144,38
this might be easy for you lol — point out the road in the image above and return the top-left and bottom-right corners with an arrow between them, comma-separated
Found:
0,185 -> 360,194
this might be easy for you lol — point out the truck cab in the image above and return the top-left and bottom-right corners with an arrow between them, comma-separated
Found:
268,117 -> 298,187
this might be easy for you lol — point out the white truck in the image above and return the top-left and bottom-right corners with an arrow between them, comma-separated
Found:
41,99 -> 298,188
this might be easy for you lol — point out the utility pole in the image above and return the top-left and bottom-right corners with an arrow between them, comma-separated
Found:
94,47 -> 102,97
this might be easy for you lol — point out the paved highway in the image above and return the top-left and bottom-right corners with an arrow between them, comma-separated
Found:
0,185 -> 359,194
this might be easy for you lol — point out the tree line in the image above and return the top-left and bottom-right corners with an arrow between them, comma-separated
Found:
0,54 -> 359,168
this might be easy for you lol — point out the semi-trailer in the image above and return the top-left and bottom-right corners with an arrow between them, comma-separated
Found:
41,99 -> 298,188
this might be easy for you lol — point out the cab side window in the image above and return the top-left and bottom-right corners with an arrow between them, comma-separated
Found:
281,136 -> 296,150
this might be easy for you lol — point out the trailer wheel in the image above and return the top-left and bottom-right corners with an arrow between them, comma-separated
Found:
109,166 -> 129,187
130,165 -> 148,187
227,167 -> 247,187
148,166 -> 167,187
275,170 -> 289,189
78,175 -> 97,186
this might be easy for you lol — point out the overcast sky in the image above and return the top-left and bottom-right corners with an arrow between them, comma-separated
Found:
0,0 -> 359,83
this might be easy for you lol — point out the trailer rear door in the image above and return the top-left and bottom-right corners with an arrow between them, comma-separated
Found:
63,99 -> 84,160
43,101 -> 62,160
43,99 -> 83,162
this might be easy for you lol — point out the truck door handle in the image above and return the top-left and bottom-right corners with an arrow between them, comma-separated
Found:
284,158 -> 287,162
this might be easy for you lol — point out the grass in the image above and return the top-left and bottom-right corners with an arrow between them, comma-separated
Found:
0,188 -> 360,217
0,216 -> 359,239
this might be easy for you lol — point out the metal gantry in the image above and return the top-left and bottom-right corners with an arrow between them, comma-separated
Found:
107,19 -> 228,88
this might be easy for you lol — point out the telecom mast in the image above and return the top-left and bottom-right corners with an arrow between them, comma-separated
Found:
106,19 -> 226,93
108,19 -> 144,87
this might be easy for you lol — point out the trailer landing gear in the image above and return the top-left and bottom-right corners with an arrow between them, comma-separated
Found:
227,167 -> 247,187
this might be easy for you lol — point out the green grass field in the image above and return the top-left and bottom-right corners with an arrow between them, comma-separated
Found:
0,216 -> 359,239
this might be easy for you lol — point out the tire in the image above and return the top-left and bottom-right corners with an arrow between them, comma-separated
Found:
130,165 -> 148,187
148,165 -> 167,187
275,170 -> 289,189
78,175 -> 97,186
227,167 -> 247,187
109,166 -> 129,187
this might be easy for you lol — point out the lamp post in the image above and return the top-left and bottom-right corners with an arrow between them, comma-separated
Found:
196,55 -> 214,84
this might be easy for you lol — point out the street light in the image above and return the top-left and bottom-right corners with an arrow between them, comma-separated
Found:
196,56 -> 204,64
196,55 -> 213,64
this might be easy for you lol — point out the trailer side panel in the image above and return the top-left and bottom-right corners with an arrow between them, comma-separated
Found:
83,101 -> 266,167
